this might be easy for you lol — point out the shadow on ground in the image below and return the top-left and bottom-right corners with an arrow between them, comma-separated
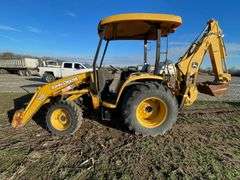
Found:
7,93 -> 48,131
26,77 -> 45,83
7,93 -> 131,135
226,101 -> 240,107
7,93 -> 33,123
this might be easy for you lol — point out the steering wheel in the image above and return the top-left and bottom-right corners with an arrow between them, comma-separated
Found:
109,65 -> 121,72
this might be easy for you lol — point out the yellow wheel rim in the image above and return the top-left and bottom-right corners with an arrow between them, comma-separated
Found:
136,97 -> 168,128
50,108 -> 70,131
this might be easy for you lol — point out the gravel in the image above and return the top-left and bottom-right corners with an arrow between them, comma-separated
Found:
0,74 -> 239,101
0,74 -> 44,93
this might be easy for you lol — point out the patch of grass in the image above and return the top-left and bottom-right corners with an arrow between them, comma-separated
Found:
189,100 -> 237,109
0,148 -> 29,175
192,147 -> 240,179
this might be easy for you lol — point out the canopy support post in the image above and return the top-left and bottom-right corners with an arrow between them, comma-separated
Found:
100,40 -> 109,68
144,39 -> 148,64
154,29 -> 161,74
93,36 -> 103,92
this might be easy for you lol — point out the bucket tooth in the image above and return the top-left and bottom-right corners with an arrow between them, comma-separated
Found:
11,109 -> 25,128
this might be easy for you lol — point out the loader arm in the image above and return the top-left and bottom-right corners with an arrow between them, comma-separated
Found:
12,72 -> 91,128
176,19 -> 231,106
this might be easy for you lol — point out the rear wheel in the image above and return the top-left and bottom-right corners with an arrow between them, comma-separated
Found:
121,82 -> 178,136
18,70 -> 25,76
25,70 -> 31,76
46,100 -> 83,136
43,72 -> 55,82
0,69 -> 8,74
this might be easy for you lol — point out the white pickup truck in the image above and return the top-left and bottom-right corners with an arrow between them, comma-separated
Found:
39,62 -> 92,82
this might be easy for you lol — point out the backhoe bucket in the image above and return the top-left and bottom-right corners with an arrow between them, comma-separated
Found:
197,82 -> 229,96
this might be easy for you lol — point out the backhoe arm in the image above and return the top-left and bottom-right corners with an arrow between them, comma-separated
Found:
176,19 -> 231,106
12,72 -> 91,128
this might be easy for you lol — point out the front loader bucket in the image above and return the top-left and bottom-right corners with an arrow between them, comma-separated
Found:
11,109 -> 25,128
197,81 -> 229,96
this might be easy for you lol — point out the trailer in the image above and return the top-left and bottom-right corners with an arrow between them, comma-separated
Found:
0,58 -> 40,76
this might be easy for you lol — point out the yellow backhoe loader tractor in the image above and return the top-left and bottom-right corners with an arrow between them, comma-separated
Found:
12,13 -> 231,136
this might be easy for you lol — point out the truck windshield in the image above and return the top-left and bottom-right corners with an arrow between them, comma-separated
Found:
74,63 -> 84,69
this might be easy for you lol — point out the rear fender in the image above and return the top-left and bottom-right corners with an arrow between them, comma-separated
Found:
115,73 -> 164,106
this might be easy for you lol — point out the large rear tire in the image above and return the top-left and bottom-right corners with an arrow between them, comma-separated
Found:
121,82 -> 178,136
25,70 -> 31,76
46,100 -> 83,136
0,69 -> 8,74
18,70 -> 25,76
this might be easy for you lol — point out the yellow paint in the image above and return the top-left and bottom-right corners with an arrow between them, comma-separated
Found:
12,15 -> 232,131
50,108 -> 70,131
116,73 -> 163,106
91,94 -> 100,109
12,72 -> 91,128
184,85 -> 198,106
100,13 -> 182,25
176,20 -> 231,82
136,97 -> 167,128
101,73 -> 164,109
176,20 -> 231,106
99,13 -> 182,40
66,89 -> 89,101
102,101 -> 116,109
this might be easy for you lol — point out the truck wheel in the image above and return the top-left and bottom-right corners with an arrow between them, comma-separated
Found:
18,70 -> 25,76
25,70 -> 31,76
121,82 -> 178,136
43,73 -> 55,82
46,100 -> 83,136
0,69 -> 8,74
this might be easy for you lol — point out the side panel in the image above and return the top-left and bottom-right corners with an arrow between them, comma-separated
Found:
0,58 -> 39,69
38,67 -> 60,77
24,58 -> 39,69
0,59 -> 24,68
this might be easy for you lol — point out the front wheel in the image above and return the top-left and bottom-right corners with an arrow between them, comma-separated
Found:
46,100 -> 83,136
25,70 -> 31,76
121,82 -> 178,136
18,70 -> 25,76
0,69 -> 8,74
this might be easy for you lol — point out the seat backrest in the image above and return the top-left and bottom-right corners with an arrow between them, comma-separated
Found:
109,71 -> 122,93
97,69 -> 107,93
141,63 -> 151,72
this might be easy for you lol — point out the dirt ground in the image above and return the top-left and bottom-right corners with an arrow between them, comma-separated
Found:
0,75 -> 240,179
0,74 -> 44,93
1,97 -> 240,179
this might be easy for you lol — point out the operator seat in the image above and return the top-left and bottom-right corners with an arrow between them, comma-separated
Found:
109,70 -> 122,93
97,69 -> 107,93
